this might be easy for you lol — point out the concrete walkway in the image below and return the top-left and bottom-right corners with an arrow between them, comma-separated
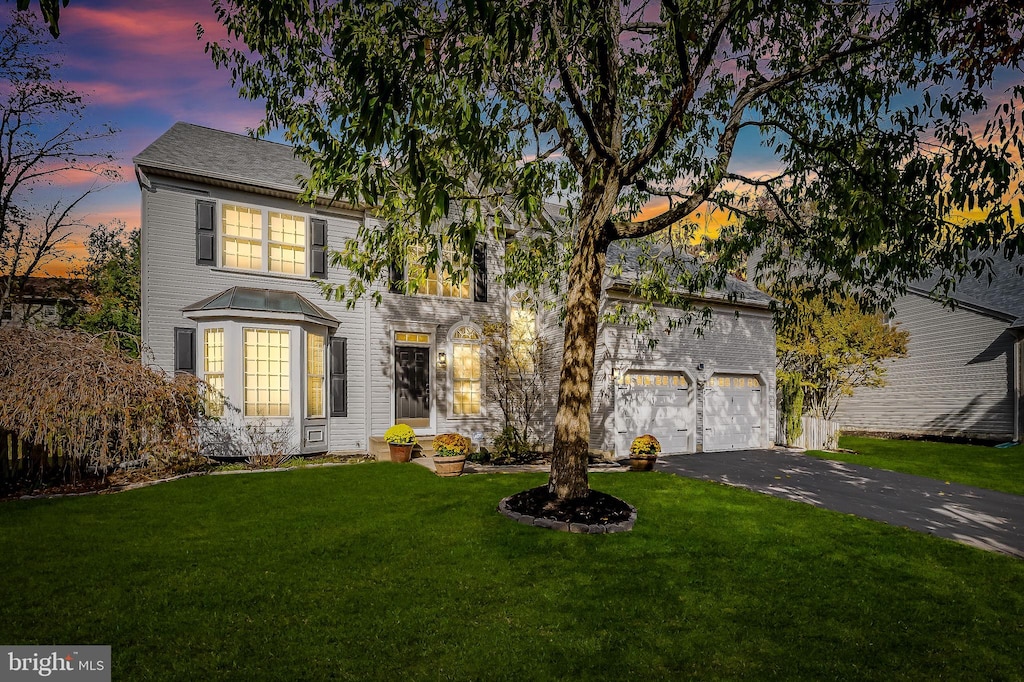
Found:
656,449 -> 1024,558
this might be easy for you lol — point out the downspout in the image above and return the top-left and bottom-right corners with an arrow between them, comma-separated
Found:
1015,334 -> 1022,443
364,209 -> 374,455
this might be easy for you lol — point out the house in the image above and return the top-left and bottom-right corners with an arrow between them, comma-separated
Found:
134,122 -> 776,458
0,277 -> 85,327
836,257 -> 1024,443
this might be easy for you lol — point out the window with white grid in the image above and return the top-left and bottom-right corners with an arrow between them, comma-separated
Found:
407,241 -> 470,299
451,325 -> 481,415
268,211 -> 307,274
244,328 -> 290,417
510,292 -> 537,373
222,205 -> 263,270
306,332 -> 325,419
203,327 -> 225,417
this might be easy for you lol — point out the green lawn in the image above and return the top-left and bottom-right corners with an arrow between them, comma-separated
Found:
2,464 -> 1023,680
806,436 -> 1024,496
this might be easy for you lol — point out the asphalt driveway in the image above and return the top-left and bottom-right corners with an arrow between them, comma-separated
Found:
656,449 -> 1024,559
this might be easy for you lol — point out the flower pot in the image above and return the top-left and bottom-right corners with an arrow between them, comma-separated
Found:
433,454 -> 466,477
388,443 -> 414,463
629,455 -> 657,471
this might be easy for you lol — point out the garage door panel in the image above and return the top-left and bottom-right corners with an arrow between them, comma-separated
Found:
703,375 -> 763,452
615,373 -> 694,456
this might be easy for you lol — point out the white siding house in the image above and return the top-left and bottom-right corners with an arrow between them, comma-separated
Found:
135,122 -> 777,458
836,260 -> 1024,444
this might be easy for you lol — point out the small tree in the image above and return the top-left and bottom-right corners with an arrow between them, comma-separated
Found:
778,371 -> 804,447
777,295 -> 909,421
0,9 -> 119,325
59,220 -> 141,355
481,317 -> 547,459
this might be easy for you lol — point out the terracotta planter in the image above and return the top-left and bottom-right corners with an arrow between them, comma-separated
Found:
433,454 -> 466,477
388,443 -> 414,463
629,455 -> 657,471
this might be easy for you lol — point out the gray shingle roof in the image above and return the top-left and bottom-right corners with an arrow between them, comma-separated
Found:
910,254 -> 1024,328
133,122 -> 312,195
607,244 -> 772,308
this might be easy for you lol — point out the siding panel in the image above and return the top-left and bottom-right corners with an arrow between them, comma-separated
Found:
836,293 -> 1015,441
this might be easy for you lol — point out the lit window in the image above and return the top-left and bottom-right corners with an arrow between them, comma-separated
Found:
269,211 -> 307,274
221,204 -> 308,275
510,291 -> 537,372
222,205 -> 263,270
203,328 -> 225,417
407,241 -> 471,299
451,325 -> 481,415
306,333 -> 325,418
244,328 -> 290,416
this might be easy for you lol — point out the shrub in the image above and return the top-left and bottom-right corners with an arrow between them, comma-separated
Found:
489,426 -> 535,465
0,326 -> 205,481
630,434 -> 661,457
433,433 -> 470,458
383,424 -> 417,445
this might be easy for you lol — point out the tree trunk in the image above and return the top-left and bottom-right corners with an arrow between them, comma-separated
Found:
548,184 -> 616,500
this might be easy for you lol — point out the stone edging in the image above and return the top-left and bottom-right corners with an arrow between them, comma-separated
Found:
497,496 -> 637,534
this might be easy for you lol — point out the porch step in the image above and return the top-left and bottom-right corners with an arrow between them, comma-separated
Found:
369,437 -> 435,461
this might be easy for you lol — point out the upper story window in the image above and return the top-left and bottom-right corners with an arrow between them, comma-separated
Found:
406,241 -> 471,299
221,204 -> 307,275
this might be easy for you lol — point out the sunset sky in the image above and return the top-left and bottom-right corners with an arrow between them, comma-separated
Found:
9,1 -> 1022,275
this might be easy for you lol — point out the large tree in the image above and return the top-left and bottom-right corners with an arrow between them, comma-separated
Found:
0,9 -> 119,324
205,0 -> 1022,500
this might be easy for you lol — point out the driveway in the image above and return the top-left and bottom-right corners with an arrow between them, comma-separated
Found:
656,449 -> 1024,559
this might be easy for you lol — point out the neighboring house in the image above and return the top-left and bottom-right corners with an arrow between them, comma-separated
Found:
0,277 -> 85,327
836,257 -> 1024,443
134,122 -> 776,458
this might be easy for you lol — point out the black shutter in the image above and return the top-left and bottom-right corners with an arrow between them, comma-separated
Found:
174,327 -> 196,375
388,260 -> 404,294
473,242 -> 488,302
311,218 -> 328,279
330,337 -> 348,417
196,200 -> 216,266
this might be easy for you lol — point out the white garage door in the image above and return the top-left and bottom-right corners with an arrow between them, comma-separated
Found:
703,375 -> 762,452
615,372 -> 694,456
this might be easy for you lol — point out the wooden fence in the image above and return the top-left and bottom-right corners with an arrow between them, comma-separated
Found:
0,431 -> 64,481
778,416 -> 841,451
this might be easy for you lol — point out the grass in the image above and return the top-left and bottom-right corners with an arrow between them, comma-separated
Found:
806,436 -> 1024,496
2,463 -> 1023,680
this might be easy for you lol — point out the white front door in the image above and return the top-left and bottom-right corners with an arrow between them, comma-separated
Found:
703,374 -> 762,452
615,371 -> 694,456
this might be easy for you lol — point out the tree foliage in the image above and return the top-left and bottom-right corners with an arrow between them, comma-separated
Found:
205,0 -> 1022,499
777,295 -> 909,421
0,9 -> 119,324
59,220 -> 141,355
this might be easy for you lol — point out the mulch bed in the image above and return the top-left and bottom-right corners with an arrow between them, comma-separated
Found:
503,485 -> 634,525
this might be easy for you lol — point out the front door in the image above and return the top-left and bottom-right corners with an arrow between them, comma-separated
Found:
395,345 -> 430,427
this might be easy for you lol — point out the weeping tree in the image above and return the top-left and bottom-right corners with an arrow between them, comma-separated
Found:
204,0 -> 1022,500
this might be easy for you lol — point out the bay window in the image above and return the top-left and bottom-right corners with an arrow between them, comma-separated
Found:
244,328 -> 290,417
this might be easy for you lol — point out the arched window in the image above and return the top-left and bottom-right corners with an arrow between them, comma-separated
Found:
450,325 -> 482,415
510,291 -> 537,373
